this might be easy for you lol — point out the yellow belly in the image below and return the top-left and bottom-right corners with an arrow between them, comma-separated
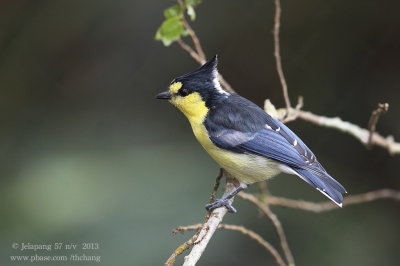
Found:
190,120 -> 281,184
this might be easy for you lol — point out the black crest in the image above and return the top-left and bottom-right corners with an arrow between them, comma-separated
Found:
175,55 -> 229,107
176,55 -> 218,83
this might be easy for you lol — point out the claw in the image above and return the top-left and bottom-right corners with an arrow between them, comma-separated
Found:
205,198 -> 237,213
204,182 -> 248,213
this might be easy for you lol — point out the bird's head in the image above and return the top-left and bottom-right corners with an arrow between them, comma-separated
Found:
156,55 -> 230,120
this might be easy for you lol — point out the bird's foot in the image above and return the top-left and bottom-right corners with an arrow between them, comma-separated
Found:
205,198 -> 237,213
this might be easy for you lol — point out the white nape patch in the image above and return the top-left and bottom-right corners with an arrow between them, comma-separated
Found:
265,124 -> 272,130
275,127 -> 281,132
278,164 -> 342,207
212,68 -> 229,96
293,139 -> 298,146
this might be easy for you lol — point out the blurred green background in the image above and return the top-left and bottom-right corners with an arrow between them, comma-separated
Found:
1,0 -> 399,265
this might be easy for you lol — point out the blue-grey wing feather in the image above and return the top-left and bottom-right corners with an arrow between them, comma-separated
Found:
205,94 -> 346,204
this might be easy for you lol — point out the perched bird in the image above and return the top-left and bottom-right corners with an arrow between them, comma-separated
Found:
156,56 -> 346,213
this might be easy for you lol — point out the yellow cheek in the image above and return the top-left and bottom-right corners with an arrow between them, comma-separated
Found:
170,92 -> 208,124
169,82 -> 182,94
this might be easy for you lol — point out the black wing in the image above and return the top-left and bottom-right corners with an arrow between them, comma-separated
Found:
205,94 -> 346,205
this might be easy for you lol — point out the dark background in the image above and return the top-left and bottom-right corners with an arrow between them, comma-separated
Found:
1,0 -> 399,265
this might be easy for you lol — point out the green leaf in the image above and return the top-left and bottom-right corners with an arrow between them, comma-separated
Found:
185,0 -> 202,6
163,5 -> 183,19
155,16 -> 185,46
187,5 -> 196,21
184,0 -> 201,21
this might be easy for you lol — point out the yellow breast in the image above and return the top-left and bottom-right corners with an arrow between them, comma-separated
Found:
190,120 -> 280,184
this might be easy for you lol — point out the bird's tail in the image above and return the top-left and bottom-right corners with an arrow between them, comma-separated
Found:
292,168 -> 346,207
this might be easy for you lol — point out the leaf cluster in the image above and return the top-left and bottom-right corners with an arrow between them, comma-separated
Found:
155,0 -> 202,46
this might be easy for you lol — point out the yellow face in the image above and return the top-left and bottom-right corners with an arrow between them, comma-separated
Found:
168,82 -> 209,124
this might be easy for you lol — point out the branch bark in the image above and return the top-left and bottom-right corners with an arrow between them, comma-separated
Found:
175,223 -> 287,266
165,170 -> 224,266
165,236 -> 199,266
273,0 -> 291,113
264,100 -> 400,155
296,109 -> 400,155
267,189 -> 400,212
239,192 -> 295,266
367,103 -> 389,148
182,180 -> 237,266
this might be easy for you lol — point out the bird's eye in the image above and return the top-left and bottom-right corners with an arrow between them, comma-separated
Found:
178,88 -> 190,97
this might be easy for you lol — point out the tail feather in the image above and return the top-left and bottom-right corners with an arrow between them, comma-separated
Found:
292,168 -> 345,206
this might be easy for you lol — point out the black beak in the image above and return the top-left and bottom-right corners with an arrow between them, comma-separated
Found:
155,91 -> 171,100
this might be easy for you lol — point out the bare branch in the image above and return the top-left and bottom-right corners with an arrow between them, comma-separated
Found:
218,224 -> 286,266
296,109 -> 400,155
282,96 -> 304,123
175,2 -> 235,93
165,235 -> 198,266
239,192 -> 295,266
258,181 -> 271,196
173,224 -> 202,234
273,0 -> 291,113
182,179 -> 238,266
208,168 -> 223,203
182,18 -> 206,63
264,100 -> 400,155
218,75 -> 235,94
269,1 -> 397,154
367,103 -> 389,148
177,39 -> 204,65
174,223 -> 287,266
165,170 -> 224,266
267,189 -> 400,212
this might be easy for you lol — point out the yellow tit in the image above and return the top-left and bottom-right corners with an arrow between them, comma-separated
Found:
156,56 -> 346,213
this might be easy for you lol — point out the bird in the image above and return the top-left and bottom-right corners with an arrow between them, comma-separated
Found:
156,55 -> 346,213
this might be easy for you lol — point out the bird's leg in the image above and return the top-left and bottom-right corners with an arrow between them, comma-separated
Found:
205,183 -> 248,213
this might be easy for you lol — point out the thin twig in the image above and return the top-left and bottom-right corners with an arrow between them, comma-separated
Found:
177,39 -> 204,65
182,18 -> 206,63
174,223 -> 287,266
175,2 -> 235,93
367,103 -> 389,148
218,75 -> 235,93
267,189 -> 400,212
176,0 -> 206,62
258,181 -> 271,196
273,0 -> 291,114
164,235 -> 198,266
219,224 -> 287,266
173,224 -> 202,234
296,109 -> 400,155
165,170 -> 225,265
182,178 -> 238,266
282,96 -> 304,123
265,100 -> 400,155
239,192 -> 295,266
208,168 -> 223,203
270,0 -> 396,153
